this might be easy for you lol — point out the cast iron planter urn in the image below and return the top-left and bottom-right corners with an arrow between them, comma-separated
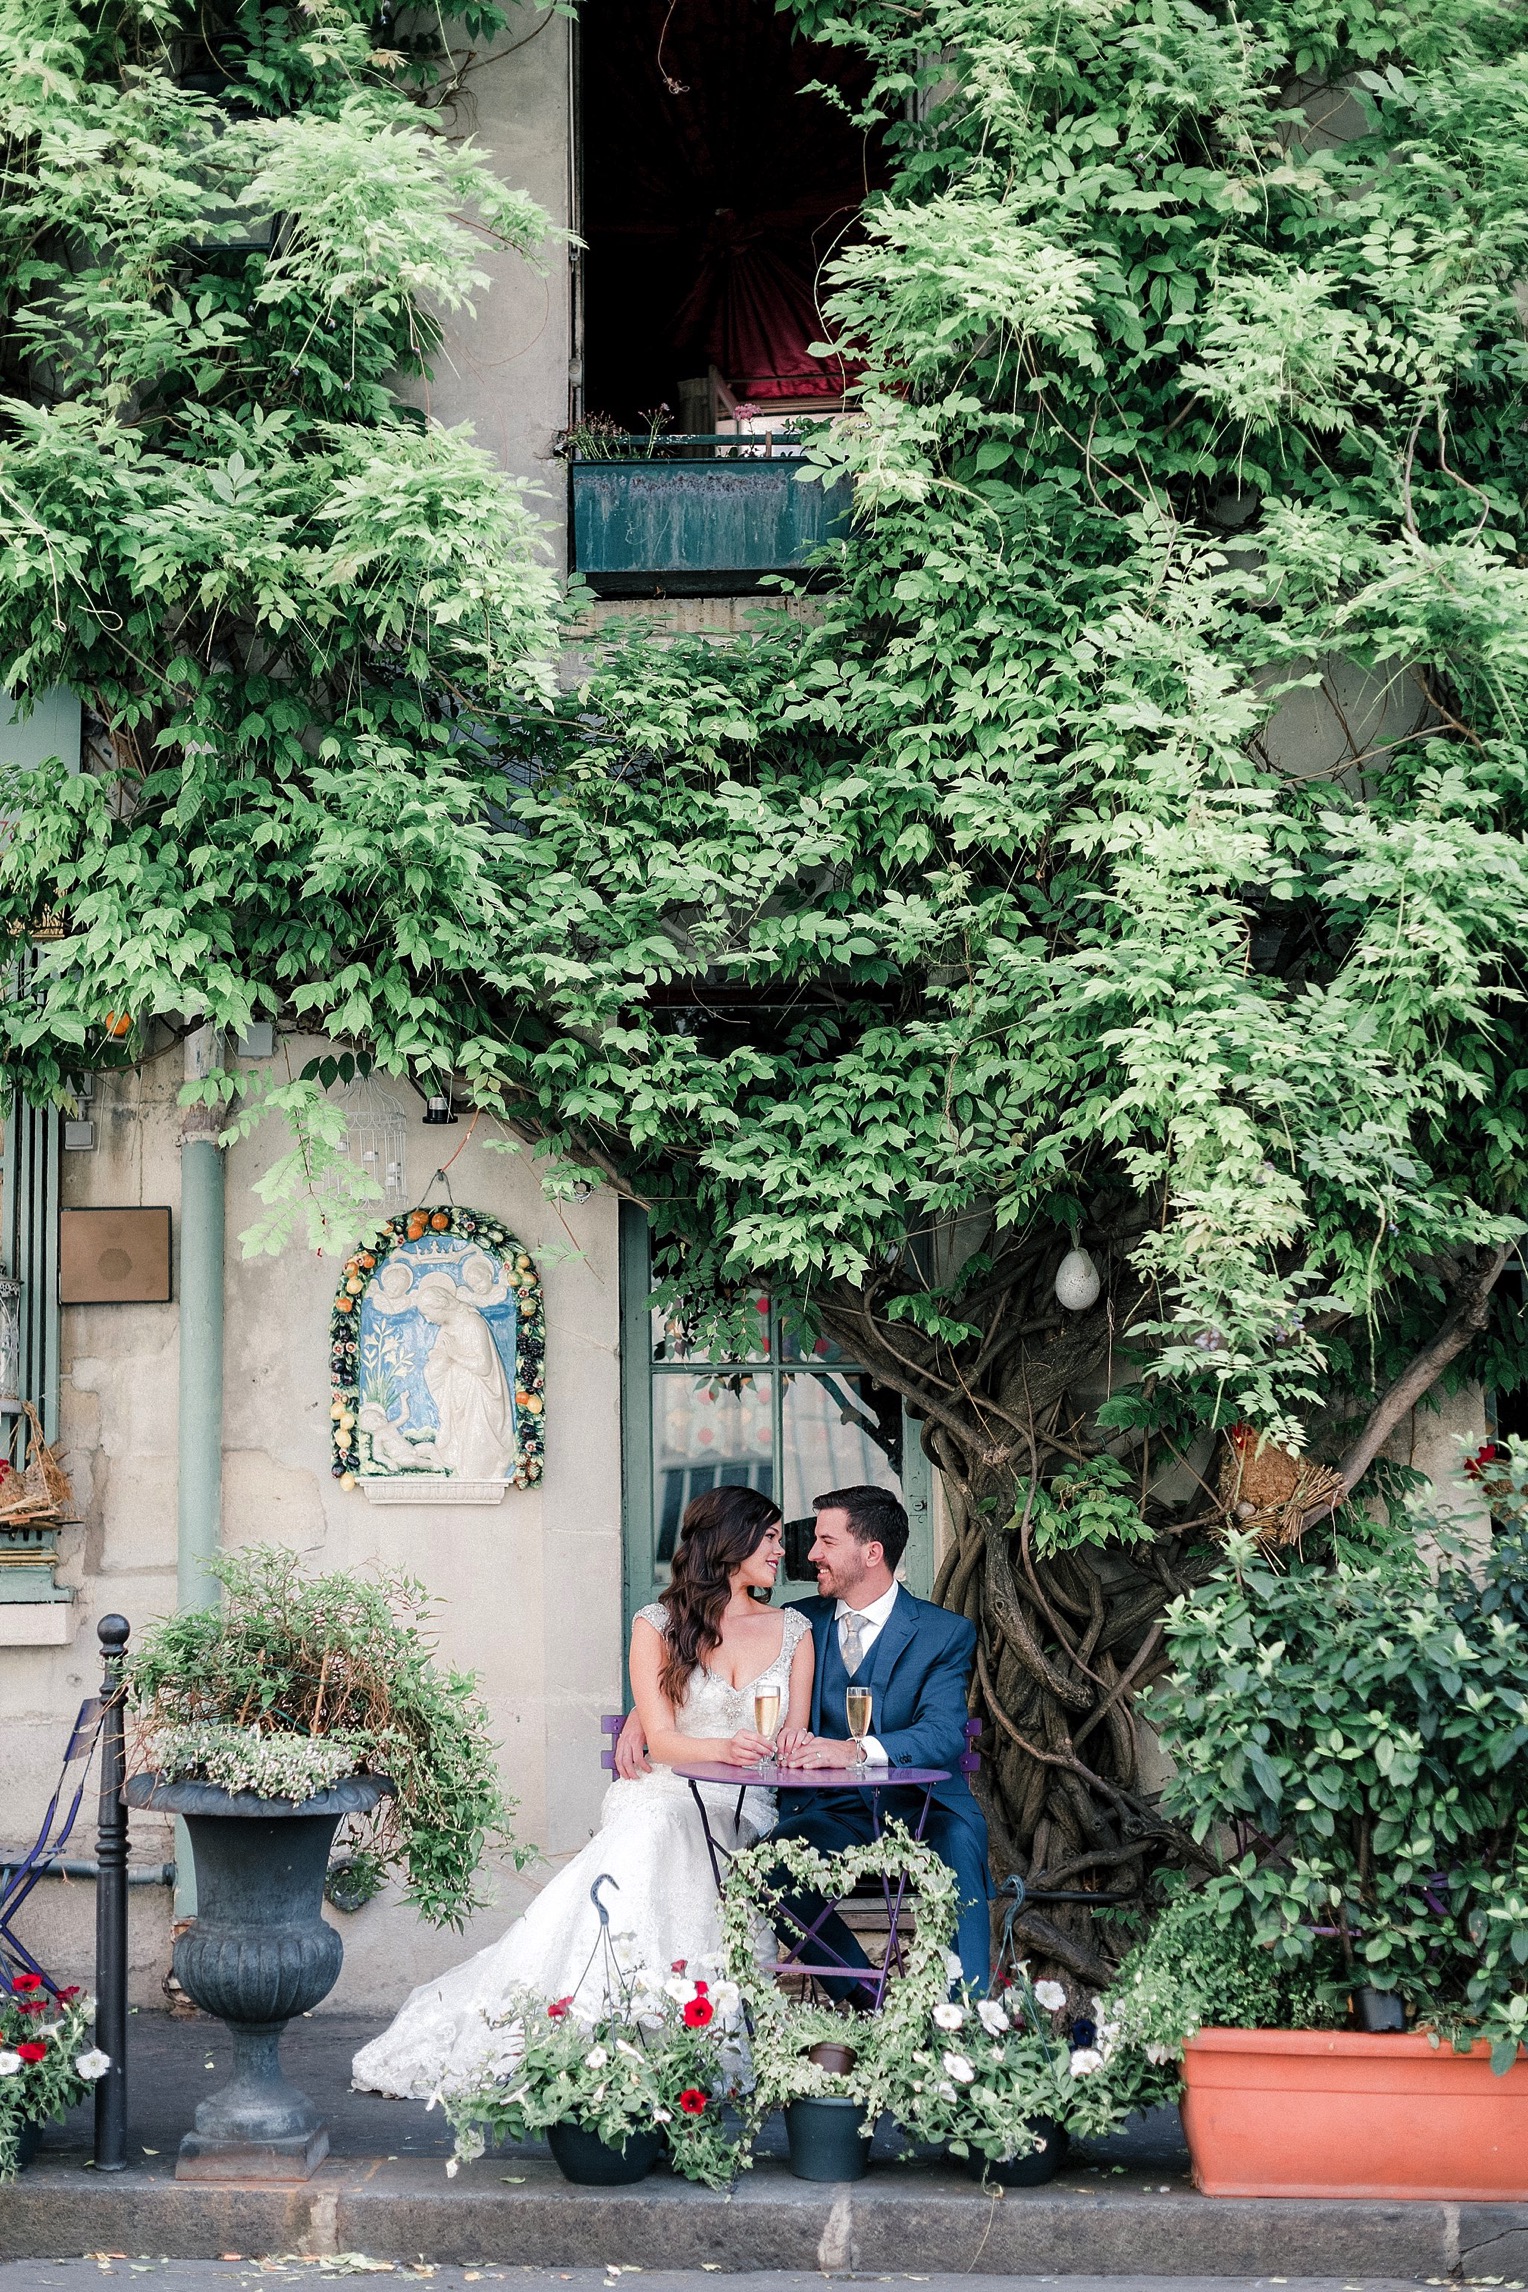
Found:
126,1771 -> 392,2181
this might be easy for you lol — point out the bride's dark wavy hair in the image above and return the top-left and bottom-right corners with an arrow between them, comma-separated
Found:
659,1485 -> 783,1704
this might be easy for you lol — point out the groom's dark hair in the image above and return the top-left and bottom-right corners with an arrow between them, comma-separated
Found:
814,1485 -> 909,1572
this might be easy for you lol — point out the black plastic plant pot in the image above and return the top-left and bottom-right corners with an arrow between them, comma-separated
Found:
964,2119 -> 1069,2185
124,1771 -> 392,2182
546,2119 -> 665,2184
784,2095 -> 871,2181
14,2120 -> 44,2172
1353,1986 -> 1406,2033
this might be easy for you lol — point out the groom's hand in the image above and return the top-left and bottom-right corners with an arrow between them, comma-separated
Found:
778,1736 -> 863,1769
614,1709 -> 650,1779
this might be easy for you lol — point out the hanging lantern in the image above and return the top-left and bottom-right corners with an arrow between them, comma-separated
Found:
1055,1245 -> 1101,1312
340,1075 -> 409,1206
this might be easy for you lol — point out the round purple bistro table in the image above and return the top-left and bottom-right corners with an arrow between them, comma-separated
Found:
671,1758 -> 950,2007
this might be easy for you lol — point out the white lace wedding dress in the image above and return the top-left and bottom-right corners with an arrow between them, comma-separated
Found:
351,1604 -> 808,2099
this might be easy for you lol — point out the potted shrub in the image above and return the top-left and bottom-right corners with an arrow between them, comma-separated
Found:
866,1972 -> 1123,2185
0,1976 -> 109,2180
123,1544 -> 518,2180
443,1955 -> 748,2187
1101,1453 -> 1528,2199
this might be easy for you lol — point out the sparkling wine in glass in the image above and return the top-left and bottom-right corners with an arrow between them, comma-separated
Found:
845,1684 -> 873,1752
753,1686 -> 781,1768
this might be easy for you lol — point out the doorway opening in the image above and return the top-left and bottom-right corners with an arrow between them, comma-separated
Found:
577,0 -> 886,439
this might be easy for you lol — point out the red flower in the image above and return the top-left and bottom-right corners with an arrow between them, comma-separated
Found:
1465,1443 -> 1502,1481
15,2041 -> 46,2062
546,1996 -> 573,2020
692,1980 -> 709,1996
677,2088 -> 708,2115
15,1998 -> 45,2015
57,1987 -> 81,2002
11,1974 -> 43,1994
682,1997 -> 714,2029
670,1959 -> 687,1973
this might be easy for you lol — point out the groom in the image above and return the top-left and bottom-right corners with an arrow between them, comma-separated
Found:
771,1485 -> 991,1992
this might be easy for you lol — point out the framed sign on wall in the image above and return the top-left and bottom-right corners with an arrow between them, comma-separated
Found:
59,1207 -> 173,1304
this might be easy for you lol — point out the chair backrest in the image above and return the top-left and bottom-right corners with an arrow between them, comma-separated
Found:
960,1713 -> 981,1775
0,1693 -> 108,1990
600,1712 -> 623,1774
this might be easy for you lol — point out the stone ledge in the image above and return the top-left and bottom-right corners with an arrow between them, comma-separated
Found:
5,2154 -> 1526,2274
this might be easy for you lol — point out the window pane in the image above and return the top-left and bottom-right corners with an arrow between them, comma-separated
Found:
653,1372 -> 774,1563
779,1318 -> 858,1366
781,1371 -> 903,1521
651,1296 -> 771,1364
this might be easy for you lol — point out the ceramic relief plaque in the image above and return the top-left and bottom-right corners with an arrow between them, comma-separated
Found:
330,1205 -> 544,1496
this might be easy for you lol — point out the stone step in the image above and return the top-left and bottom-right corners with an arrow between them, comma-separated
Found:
3,2154 -> 1523,2277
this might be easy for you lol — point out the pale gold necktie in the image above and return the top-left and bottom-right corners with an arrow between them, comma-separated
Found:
840,1608 -> 867,1677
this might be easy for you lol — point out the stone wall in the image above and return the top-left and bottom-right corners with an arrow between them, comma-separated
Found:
4,1046 -> 624,2010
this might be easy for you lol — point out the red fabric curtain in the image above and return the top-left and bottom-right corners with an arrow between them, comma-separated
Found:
582,0 -> 878,412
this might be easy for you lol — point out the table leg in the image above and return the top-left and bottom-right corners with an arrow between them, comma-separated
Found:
686,1780 -> 732,1896
868,1786 -> 938,2003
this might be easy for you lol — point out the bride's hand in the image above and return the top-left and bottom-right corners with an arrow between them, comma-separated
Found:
775,1727 -> 812,1758
720,1729 -> 775,1766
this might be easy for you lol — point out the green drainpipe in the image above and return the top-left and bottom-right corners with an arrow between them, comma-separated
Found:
175,1031 -> 226,1916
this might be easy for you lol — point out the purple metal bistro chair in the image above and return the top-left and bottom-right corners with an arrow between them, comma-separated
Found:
0,1691 -> 108,1993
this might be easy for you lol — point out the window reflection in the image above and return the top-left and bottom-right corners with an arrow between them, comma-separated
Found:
781,1373 -> 902,1519
655,1373 -> 774,1560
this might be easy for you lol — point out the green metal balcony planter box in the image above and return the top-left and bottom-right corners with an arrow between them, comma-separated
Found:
569,436 -> 852,597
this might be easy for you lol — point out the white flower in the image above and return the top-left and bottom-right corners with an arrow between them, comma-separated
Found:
445,2160 -> 459,2179
932,2001 -> 966,2031
944,1951 -> 964,1982
0,2052 -> 21,2076
73,2050 -> 111,2081
663,1976 -> 690,2003
1144,2041 -> 1175,2066
585,2047 -> 609,2071
711,1981 -> 741,2019
654,2109 -> 672,2124
942,2051 -> 976,2084
976,1999 -> 1008,2035
1034,1980 -> 1067,2011
1069,2046 -> 1104,2077
937,2080 -> 957,2102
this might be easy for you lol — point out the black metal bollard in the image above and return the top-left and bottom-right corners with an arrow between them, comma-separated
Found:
93,1614 -> 129,2172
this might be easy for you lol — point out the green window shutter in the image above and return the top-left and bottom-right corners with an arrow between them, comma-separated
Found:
4,1100 -> 62,1440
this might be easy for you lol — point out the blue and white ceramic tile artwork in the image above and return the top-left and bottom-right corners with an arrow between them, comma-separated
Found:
356,1234 -> 519,1479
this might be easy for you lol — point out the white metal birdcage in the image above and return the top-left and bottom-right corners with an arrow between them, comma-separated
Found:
340,1075 -> 409,1208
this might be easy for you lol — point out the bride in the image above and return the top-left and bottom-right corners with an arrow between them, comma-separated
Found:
351,1485 -> 814,2099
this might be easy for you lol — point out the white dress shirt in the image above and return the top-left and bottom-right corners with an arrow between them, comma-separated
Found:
834,1579 -> 901,1763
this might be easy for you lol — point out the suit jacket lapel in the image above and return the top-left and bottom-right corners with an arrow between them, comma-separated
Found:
861,1586 -> 917,1700
808,1600 -> 835,1735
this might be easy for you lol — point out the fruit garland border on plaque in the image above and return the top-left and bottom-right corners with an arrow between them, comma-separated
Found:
329,1204 -> 545,1490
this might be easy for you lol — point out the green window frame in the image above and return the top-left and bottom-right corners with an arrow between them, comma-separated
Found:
619,1202 -> 932,1638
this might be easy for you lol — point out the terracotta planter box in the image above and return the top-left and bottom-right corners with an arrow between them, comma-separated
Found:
1182,2027 -> 1528,2199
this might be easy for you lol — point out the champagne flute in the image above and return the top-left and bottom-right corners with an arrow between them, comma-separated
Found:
845,1684 -> 873,1756
753,1685 -> 781,1769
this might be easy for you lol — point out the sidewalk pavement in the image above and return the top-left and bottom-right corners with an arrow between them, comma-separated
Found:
3,2015 -> 1525,2278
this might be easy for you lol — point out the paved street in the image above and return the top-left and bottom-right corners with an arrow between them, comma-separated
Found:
0,2268 -> 1467,2292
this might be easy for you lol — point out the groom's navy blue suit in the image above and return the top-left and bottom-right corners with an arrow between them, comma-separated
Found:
775,1588 -> 991,1988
